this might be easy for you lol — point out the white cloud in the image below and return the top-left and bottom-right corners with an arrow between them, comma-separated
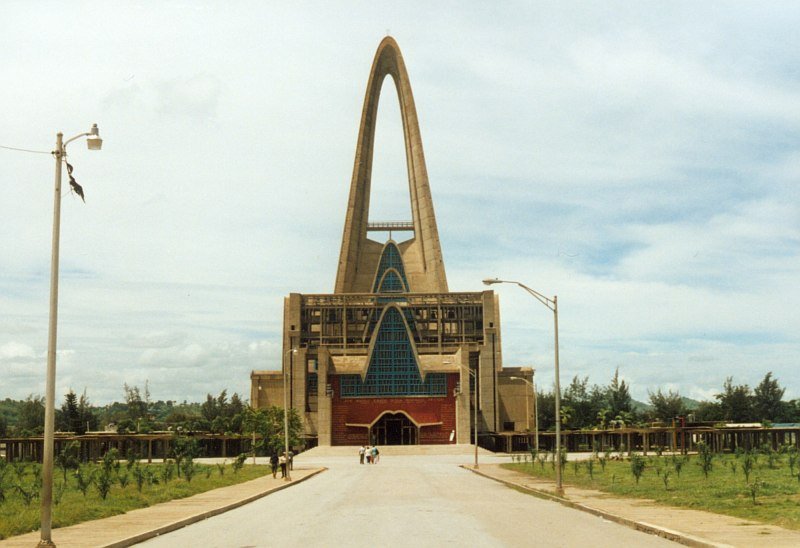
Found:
1,3 -> 798,405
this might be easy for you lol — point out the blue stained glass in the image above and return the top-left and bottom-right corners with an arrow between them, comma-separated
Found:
378,270 -> 404,293
373,242 -> 409,293
341,307 -> 446,397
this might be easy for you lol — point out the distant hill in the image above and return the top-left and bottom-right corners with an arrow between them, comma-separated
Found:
632,396 -> 703,414
631,399 -> 651,413
682,396 -> 702,410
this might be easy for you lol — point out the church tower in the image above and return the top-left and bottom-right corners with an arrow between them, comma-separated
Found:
335,36 -> 448,294
250,38 -> 532,449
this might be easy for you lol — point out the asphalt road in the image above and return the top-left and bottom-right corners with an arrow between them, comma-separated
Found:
139,453 -> 675,547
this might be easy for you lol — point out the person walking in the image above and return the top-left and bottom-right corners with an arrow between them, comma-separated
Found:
279,452 -> 287,478
270,453 -> 279,479
371,445 -> 379,464
365,445 -> 372,464
359,445 -> 366,464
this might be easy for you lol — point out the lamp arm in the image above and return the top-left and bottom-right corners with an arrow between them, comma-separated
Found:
515,282 -> 555,311
62,132 -> 91,149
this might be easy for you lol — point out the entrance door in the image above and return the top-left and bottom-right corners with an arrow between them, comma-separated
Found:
371,412 -> 417,445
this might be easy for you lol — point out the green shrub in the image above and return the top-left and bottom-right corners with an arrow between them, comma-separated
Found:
74,466 -> 94,497
697,442 -> 714,479
630,454 -> 646,485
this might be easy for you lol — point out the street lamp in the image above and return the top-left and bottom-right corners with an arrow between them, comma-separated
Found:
283,347 -> 297,481
509,374 -> 538,453
40,124 -> 103,547
483,278 -> 563,497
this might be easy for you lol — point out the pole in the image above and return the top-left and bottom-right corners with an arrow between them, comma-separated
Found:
553,295 -> 563,496
39,133 -> 63,548
524,380 -> 530,432
481,279 -> 562,494
473,369 -> 478,468
283,350 -> 292,481
532,372 -> 539,453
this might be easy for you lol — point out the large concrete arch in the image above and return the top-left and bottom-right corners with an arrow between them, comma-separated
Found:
335,36 -> 448,293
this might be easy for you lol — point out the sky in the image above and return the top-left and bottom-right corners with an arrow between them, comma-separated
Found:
1,2 -> 798,405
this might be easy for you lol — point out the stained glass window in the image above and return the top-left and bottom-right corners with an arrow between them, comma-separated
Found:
372,242 -> 409,293
341,307 -> 446,397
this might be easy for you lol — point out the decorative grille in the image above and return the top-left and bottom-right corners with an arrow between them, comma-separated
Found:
340,307 -> 446,397
378,270 -> 405,293
372,243 -> 409,292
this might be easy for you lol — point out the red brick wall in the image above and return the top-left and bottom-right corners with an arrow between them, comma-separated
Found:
330,374 -> 458,445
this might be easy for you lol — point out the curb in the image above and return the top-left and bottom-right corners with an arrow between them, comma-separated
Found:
461,466 -> 732,548
104,468 -> 327,548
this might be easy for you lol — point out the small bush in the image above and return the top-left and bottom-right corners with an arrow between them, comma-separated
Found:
742,453 -> 754,483
75,466 -> 94,497
96,468 -> 113,500
697,442 -> 714,479
630,454 -> 646,485
233,453 -> 248,474
182,457 -> 195,483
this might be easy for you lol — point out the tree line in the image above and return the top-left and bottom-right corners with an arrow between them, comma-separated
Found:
2,371 -> 798,437
533,370 -> 800,431
0,384 -> 260,438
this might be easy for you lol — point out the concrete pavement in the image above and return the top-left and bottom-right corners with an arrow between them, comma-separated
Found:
138,447 -> 674,548
2,446 -> 800,547
468,462 -> 800,548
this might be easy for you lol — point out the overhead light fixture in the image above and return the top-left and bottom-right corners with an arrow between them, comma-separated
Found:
86,123 -> 103,150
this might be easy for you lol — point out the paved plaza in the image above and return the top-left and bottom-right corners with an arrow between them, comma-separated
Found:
5,447 -> 800,547
138,449 -> 674,548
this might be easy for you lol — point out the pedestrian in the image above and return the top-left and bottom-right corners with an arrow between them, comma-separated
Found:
365,445 -> 372,464
288,450 -> 294,471
372,445 -> 379,464
359,445 -> 366,464
270,453 -> 279,478
279,452 -> 287,478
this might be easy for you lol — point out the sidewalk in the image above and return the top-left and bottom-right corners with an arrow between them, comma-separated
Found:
0,467 -> 325,548
467,464 -> 800,548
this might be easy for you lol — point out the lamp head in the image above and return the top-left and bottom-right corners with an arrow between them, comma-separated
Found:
482,278 -> 501,286
86,123 -> 102,150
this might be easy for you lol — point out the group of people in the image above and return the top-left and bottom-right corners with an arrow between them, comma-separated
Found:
269,451 -> 293,478
359,445 -> 380,464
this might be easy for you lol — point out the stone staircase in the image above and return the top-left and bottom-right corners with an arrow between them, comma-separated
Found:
299,443 -> 497,457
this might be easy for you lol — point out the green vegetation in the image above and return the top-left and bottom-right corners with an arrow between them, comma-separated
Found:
504,446 -> 800,529
1,386 -> 266,438
3,370 -> 798,438
0,453 -> 269,540
532,370 -> 800,431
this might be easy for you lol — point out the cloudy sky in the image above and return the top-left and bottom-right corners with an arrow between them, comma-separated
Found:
1,2 -> 798,405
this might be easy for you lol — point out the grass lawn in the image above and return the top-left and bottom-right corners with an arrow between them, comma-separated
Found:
503,450 -> 800,530
0,459 -> 270,539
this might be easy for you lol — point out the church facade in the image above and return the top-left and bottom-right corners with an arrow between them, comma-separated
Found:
251,37 -> 532,446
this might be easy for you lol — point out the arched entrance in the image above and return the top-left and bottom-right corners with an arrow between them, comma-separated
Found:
371,412 -> 417,445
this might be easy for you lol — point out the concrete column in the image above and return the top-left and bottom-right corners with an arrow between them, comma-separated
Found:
478,329 -> 499,433
456,351 -> 471,444
317,347 -> 332,446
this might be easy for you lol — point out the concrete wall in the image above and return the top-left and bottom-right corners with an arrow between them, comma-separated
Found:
497,368 -> 535,432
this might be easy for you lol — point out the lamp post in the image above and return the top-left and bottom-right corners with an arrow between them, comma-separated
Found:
483,278 -> 563,497
283,347 -> 297,481
509,374 -> 538,453
40,125 -> 102,547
